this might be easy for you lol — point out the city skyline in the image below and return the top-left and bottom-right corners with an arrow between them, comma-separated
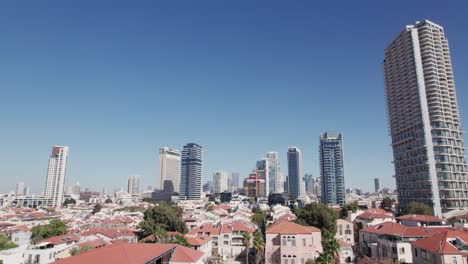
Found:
1,2 -> 468,194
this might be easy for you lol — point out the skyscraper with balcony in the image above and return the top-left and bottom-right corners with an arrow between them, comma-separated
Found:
374,178 -> 381,194
320,132 -> 345,206
127,175 -> 140,195
44,146 -> 69,207
158,147 -> 181,192
384,20 -> 468,216
179,143 -> 203,200
213,171 -> 228,194
287,147 -> 303,199
256,158 -> 269,197
267,152 -> 283,194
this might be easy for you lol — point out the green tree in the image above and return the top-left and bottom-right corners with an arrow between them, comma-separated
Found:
380,197 -> 395,210
316,250 -> 332,264
251,209 -> 267,227
172,235 -> 190,247
142,198 -> 153,203
400,201 -> 433,216
345,201 -> 358,213
242,232 -> 252,264
0,234 -> 18,251
305,259 -> 315,264
92,203 -> 102,214
295,203 -> 338,234
31,219 -> 67,244
322,231 -> 340,264
105,198 -> 113,204
152,226 -> 167,243
62,198 -> 76,206
139,203 -> 187,238
252,230 -> 265,264
69,245 -> 94,256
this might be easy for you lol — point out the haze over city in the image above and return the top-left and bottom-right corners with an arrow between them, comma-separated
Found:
1,0 -> 467,194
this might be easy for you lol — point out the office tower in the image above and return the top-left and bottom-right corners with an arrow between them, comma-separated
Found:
16,182 -> 25,196
267,152 -> 283,194
304,173 -> 313,194
213,171 -> 228,194
179,143 -> 203,200
44,146 -> 69,207
71,182 -> 81,196
229,172 -> 240,192
384,20 -> 468,216
244,171 -> 266,198
24,187 -> 30,196
158,147 -> 181,192
320,131 -> 345,206
312,177 -> 321,196
374,178 -> 381,194
287,147 -> 303,199
256,158 -> 269,197
127,175 -> 140,195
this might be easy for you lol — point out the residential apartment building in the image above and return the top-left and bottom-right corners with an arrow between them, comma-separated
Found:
265,221 -> 322,264
336,219 -> 354,245
44,146 -> 69,207
180,143 -> 203,200
213,171 -> 228,194
158,147 -> 181,192
320,132 -> 345,206
384,20 -> 468,216
287,147 -> 303,199
411,230 -> 468,264
267,152 -> 283,194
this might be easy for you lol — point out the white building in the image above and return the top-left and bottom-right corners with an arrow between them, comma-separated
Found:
256,158 -> 270,197
15,182 -> 25,196
127,175 -> 140,195
158,147 -> 181,192
213,171 -> 228,194
44,146 -> 69,207
267,152 -> 283,194
384,20 -> 468,216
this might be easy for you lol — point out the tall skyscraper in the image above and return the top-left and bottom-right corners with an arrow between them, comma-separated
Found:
256,158 -> 269,197
374,178 -> 381,194
158,147 -> 181,192
71,182 -> 81,196
229,172 -> 240,192
384,20 -> 468,216
304,173 -> 313,195
44,146 -> 69,207
320,132 -> 345,206
127,175 -> 140,195
266,152 -> 283,194
16,182 -> 25,196
213,171 -> 228,194
179,143 -> 203,200
287,147 -> 303,199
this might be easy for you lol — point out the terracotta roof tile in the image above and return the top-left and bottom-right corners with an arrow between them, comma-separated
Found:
411,230 -> 468,254
266,221 -> 320,235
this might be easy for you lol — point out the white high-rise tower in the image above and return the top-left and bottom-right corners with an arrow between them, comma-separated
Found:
127,175 -> 140,195
266,152 -> 283,194
44,146 -> 69,207
384,20 -> 468,216
158,147 -> 181,192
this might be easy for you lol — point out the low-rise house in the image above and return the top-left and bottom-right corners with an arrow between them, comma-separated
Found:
81,228 -> 138,243
359,222 -> 435,263
411,230 -> 468,264
355,209 -> 395,228
265,220 -> 322,264
185,234 -> 212,260
339,241 -> 356,264
336,219 -> 354,245
396,214 -> 447,227
24,234 -> 79,264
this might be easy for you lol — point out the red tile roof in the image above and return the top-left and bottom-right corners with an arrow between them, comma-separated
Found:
39,234 -> 79,245
81,229 -> 136,239
278,213 -> 297,221
396,214 -> 443,223
357,211 -> 395,220
53,243 -> 176,264
411,230 -> 468,254
266,221 -> 320,235
185,234 -> 211,246
171,245 -> 205,263
360,222 -> 438,238
76,239 -> 107,249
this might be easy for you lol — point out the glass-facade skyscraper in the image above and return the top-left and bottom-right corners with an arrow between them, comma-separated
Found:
287,147 -> 302,199
267,152 -> 283,194
179,143 -> 203,200
320,132 -> 345,206
384,20 -> 468,216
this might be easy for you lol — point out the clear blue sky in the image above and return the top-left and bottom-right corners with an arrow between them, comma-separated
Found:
1,0 -> 467,194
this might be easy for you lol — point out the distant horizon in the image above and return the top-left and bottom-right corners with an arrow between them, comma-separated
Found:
1,1 -> 467,194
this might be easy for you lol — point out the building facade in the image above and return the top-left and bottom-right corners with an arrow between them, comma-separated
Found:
256,158 -> 269,196
158,147 -> 181,193
320,131 -> 345,206
213,171 -> 228,194
44,146 -> 69,207
267,152 -> 283,194
384,20 -> 468,216
180,143 -> 203,200
374,178 -> 381,194
287,147 -> 303,199
127,175 -> 140,195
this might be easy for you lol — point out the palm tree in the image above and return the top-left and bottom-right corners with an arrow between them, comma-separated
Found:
153,226 -> 167,243
316,251 -> 332,264
242,231 -> 252,264
322,231 -> 340,264
252,230 -> 265,264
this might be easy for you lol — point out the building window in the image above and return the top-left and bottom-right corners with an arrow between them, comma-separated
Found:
414,248 -> 418,257
291,259 -> 296,264
452,256 -> 457,264
224,235 -> 229,239
399,247 -> 405,254
224,241 -> 229,245
284,259 -> 288,264
282,238 -> 286,246
339,224 -> 343,235
292,238 -> 296,246
303,239 -> 306,246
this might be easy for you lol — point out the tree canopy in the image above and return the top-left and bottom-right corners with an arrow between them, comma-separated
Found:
31,219 -> 67,244
400,201 -> 433,216
92,203 -> 102,214
295,203 -> 338,234
0,234 -> 18,251
380,197 -> 395,210
104,198 -> 113,204
62,198 -> 76,207
139,203 -> 187,238
69,245 -> 94,256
